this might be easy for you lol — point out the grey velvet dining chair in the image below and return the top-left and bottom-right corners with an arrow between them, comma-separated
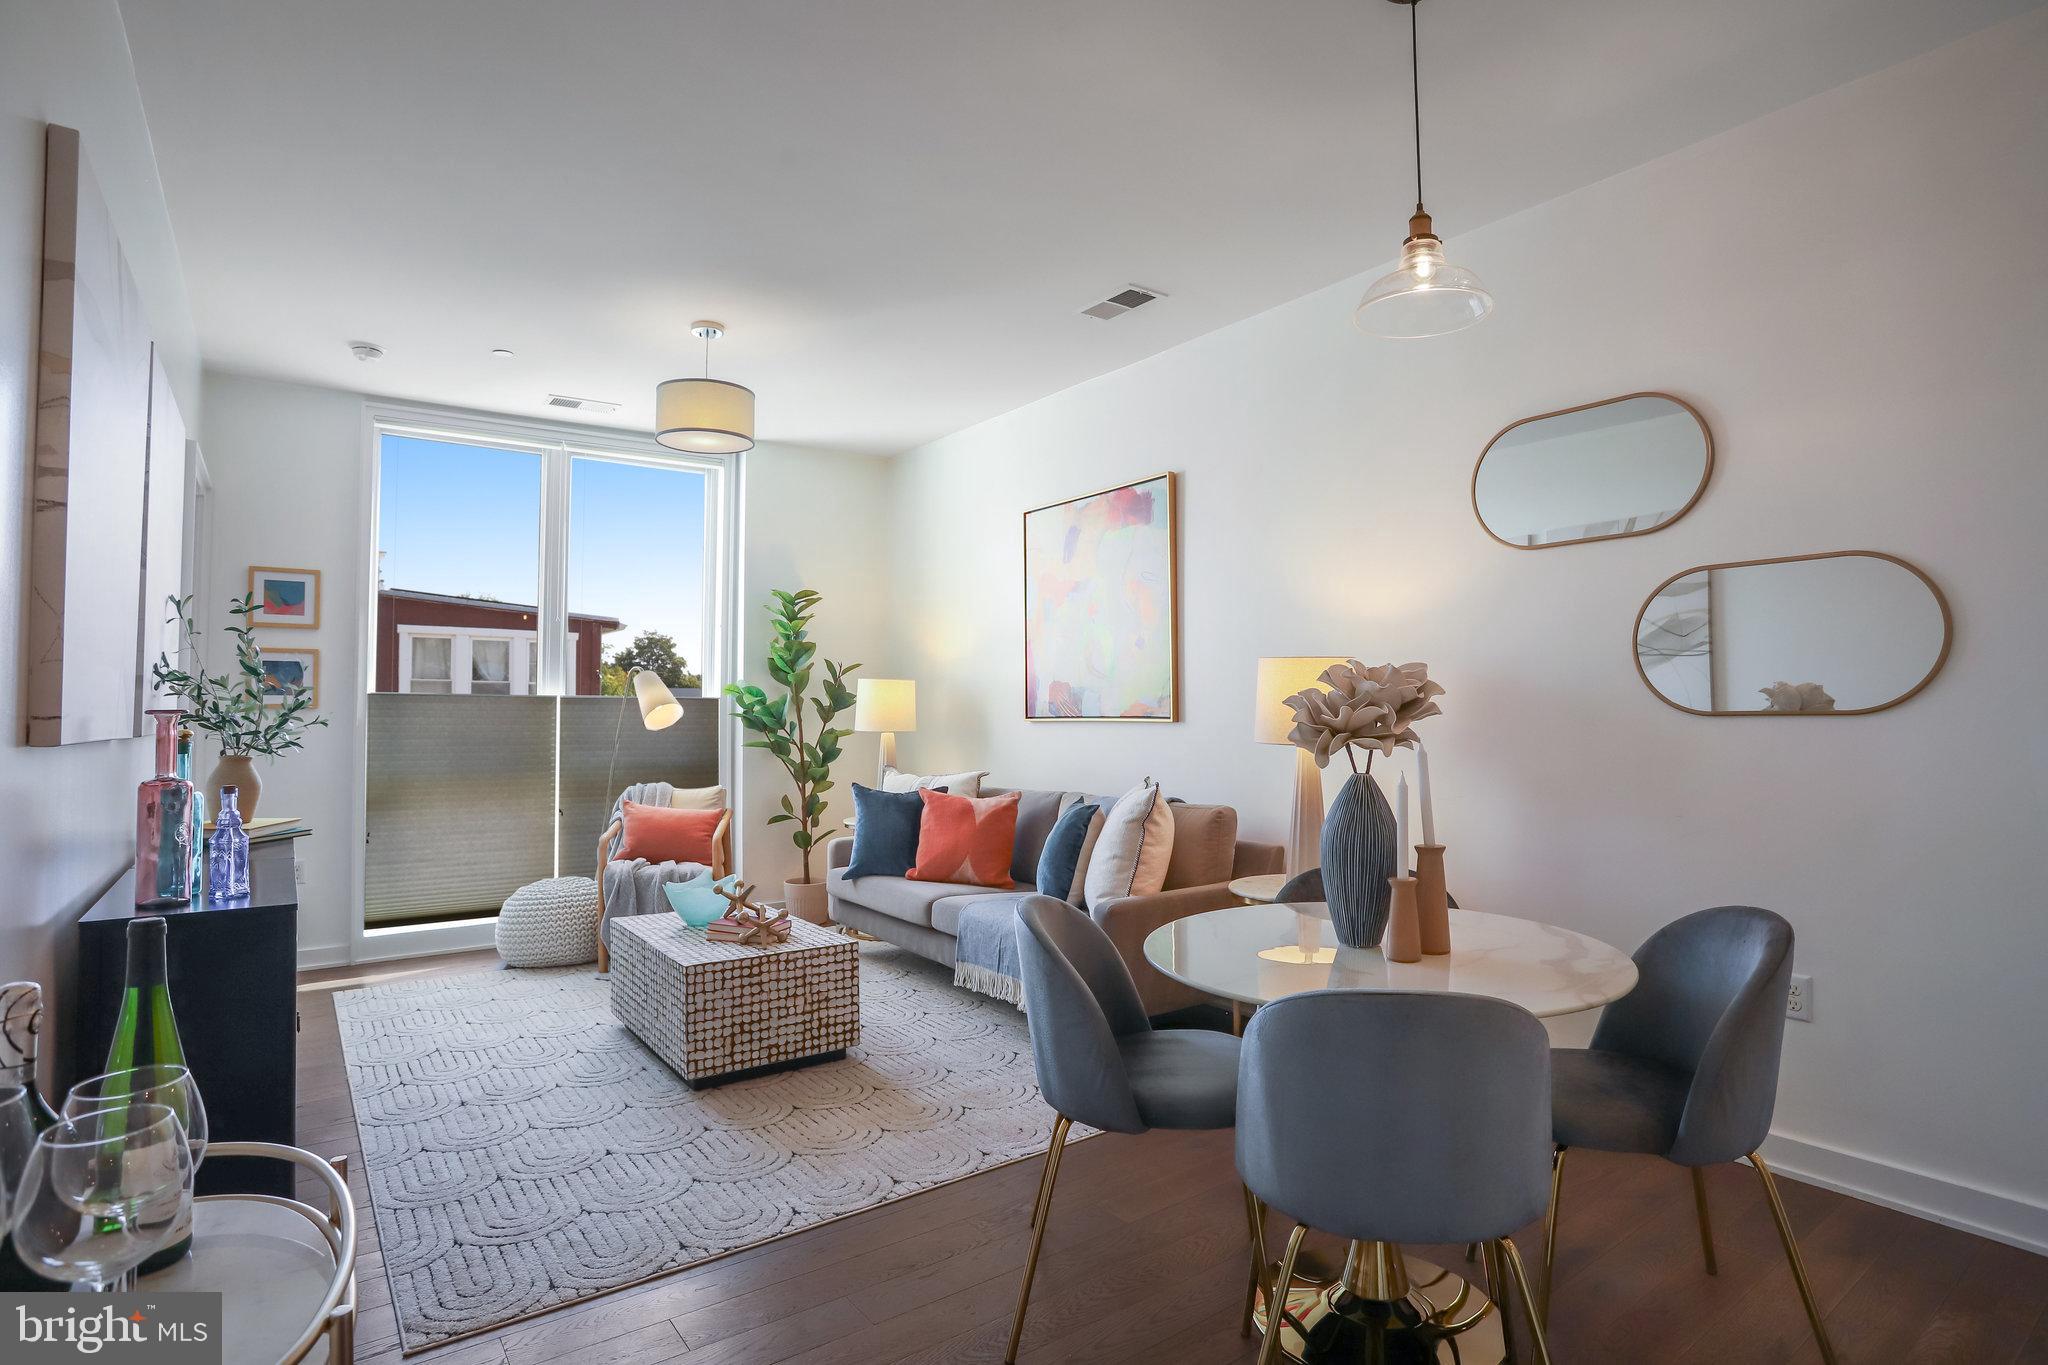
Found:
1008,894 -> 1261,1365
1238,989 -> 1556,1365
1543,904 -> 1837,1365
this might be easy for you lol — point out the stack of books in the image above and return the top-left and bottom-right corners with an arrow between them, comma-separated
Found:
202,816 -> 310,845
704,916 -> 749,943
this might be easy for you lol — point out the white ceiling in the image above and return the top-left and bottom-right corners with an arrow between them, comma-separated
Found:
121,0 -> 2040,456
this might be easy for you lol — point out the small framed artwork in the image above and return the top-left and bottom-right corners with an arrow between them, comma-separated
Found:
1023,471 -> 1179,721
260,648 -> 319,708
248,565 -> 320,628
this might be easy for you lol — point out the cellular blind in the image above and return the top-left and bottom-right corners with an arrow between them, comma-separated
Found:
363,694 -> 557,925
554,695 -> 721,875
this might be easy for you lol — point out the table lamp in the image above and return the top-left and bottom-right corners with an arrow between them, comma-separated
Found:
1254,657 -> 1347,878
853,678 -> 916,785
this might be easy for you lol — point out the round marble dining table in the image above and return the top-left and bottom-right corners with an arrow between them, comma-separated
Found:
1143,902 -> 1638,1018
1142,901 -> 1639,1364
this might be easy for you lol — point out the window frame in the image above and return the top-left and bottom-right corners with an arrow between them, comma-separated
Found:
355,400 -> 739,962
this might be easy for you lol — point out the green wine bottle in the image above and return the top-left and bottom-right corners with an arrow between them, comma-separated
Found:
0,981 -> 66,1291
104,916 -> 193,1272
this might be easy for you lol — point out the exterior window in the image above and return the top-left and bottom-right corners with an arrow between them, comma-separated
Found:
410,636 -> 452,693
527,641 -> 539,695
471,638 -> 512,695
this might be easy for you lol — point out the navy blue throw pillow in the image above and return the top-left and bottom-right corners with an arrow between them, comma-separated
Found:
845,784 -> 940,879
1036,802 -> 1100,900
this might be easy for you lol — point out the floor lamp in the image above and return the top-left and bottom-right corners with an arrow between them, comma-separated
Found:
1255,658 -> 1346,879
853,678 -> 917,786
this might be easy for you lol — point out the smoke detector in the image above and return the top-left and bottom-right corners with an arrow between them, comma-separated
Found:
1080,285 -> 1165,320
546,394 -> 620,414
349,341 -> 385,362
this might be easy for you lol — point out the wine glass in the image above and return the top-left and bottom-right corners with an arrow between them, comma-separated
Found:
10,1104 -> 192,1291
0,1085 -> 36,1226
65,1064 -> 208,1172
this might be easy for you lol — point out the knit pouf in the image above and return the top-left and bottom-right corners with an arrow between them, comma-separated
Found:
496,877 -> 601,968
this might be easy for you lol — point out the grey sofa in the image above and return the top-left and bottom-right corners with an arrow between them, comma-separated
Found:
824,787 -> 1282,1015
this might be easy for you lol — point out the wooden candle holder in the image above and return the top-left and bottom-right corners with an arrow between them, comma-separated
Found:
1414,844 -> 1450,955
1384,875 -> 1421,963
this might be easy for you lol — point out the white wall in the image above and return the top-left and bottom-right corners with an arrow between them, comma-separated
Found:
1,1 -> 203,1081
197,373 -> 894,961
885,14 -> 2048,1248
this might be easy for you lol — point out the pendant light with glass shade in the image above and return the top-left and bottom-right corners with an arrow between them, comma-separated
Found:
1354,0 -> 1493,339
655,321 -> 755,453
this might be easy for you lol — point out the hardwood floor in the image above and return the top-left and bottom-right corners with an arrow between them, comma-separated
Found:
298,951 -> 2048,1365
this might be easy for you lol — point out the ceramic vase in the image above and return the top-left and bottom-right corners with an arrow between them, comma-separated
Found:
1320,772 -> 1397,948
784,878 -> 830,925
206,753 -> 261,820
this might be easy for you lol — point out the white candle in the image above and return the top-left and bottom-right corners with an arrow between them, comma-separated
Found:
1394,771 -> 1410,880
1417,740 -> 1437,846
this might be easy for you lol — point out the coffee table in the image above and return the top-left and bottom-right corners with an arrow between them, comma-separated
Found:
608,913 -> 860,1087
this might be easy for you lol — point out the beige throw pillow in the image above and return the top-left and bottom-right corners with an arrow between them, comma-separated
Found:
1084,780 -> 1175,908
881,766 -> 987,798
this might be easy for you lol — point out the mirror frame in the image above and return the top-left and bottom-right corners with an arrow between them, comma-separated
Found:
1632,549 -> 1953,717
1473,391 -> 1714,551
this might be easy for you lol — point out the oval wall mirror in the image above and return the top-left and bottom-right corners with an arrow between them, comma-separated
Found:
1634,551 -> 1951,716
1474,393 -> 1712,549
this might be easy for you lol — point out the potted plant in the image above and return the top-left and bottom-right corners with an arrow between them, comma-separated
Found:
150,594 -> 328,818
1283,660 -> 1443,948
725,588 -> 858,924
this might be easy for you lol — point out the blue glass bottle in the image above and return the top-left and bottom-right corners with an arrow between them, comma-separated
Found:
207,785 -> 251,899
176,726 -> 205,895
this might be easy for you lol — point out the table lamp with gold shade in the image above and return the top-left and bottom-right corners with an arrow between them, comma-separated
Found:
853,678 -> 916,785
1255,657 -> 1347,878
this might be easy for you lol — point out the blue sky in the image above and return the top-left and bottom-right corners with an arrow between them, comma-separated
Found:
378,435 -> 707,669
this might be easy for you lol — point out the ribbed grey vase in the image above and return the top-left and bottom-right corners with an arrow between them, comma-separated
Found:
1321,772 -> 1397,948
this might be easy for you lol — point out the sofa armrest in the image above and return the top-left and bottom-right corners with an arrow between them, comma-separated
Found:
826,834 -> 855,872
1090,881 -> 1242,1017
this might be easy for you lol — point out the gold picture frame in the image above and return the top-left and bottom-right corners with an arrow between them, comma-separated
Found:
1022,472 -> 1180,722
248,565 -> 322,629
259,647 -> 320,709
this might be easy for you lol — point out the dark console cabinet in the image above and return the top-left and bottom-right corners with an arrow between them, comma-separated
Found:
74,836 -> 301,1197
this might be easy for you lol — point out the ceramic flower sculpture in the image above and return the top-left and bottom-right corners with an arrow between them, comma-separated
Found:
1284,660 -> 1445,771
1759,681 -> 1836,713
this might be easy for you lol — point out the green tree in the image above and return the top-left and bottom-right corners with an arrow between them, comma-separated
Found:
604,631 -> 701,695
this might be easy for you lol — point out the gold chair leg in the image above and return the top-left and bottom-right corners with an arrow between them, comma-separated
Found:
1748,1152 -> 1840,1365
1256,1224 -> 1309,1365
1027,1123 -> 1062,1230
1540,1146 -> 1567,1326
1498,1238 -> 1555,1365
1240,1189 -> 1267,1338
1482,1239 -> 1517,1365
1691,1165 -> 1718,1275
1005,1116 -> 1071,1364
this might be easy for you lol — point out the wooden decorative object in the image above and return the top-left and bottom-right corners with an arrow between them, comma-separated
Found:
1384,876 -> 1421,963
1414,844 -> 1450,955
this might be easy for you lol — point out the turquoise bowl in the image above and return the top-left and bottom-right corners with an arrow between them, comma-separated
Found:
663,875 -> 727,928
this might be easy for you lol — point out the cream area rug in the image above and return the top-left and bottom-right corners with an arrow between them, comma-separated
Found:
334,943 -> 1087,1352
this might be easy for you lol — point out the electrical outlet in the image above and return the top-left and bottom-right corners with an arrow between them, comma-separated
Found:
294,859 -> 307,886
1787,973 -> 1813,1022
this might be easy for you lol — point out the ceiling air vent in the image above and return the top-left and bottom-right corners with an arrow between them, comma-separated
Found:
1081,285 -> 1165,320
546,394 -> 620,414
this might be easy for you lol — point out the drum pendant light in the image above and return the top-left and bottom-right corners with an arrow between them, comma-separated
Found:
656,322 -> 755,453
1354,0 -> 1494,339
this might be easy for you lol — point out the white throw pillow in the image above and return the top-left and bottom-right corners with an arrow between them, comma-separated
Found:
881,766 -> 986,798
1084,781 -> 1176,908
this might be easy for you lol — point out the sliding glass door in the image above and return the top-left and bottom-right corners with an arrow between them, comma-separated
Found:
364,415 -> 731,930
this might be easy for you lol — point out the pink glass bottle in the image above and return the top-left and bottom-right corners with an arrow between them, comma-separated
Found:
136,708 -> 196,907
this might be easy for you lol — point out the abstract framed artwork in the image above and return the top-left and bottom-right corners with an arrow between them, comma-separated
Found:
249,566 -> 321,628
1023,472 -> 1179,721
260,648 -> 319,708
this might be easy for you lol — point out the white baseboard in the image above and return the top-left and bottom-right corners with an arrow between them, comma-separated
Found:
1760,1129 -> 2048,1255
298,944 -> 350,970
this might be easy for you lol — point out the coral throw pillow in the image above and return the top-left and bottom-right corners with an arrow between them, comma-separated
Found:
906,789 -> 1021,888
617,801 -> 722,864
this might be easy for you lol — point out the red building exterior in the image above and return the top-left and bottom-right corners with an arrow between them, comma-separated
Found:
375,588 -> 622,694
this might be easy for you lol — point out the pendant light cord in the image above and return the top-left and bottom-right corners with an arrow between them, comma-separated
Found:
702,331 -> 712,379
1410,0 -> 1423,211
